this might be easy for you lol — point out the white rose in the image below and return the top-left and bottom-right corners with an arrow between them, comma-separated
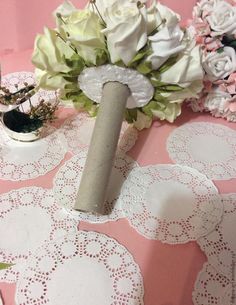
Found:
204,88 -> 231,115
35,68 -> 70,90
193,0 -> 219,18
61,10 -> 106,64
160,46 -> 204,87
53,0 -> 77,18
148,23 -> 185,70
147,1 -> 180,34
32,27 -> 74,74
206,1 -> 236,36
203,47 -> 236,81
101,0 -> 147,65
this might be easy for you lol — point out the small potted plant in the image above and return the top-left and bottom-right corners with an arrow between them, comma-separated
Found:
0,82 -> 59,142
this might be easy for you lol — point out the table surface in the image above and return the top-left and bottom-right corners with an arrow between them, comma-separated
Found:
0,50 -> 236,305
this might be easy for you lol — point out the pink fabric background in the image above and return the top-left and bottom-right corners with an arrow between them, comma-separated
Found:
0,0 -> 196,55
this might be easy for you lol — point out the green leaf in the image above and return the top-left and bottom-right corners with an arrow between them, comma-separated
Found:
0,262 -> 14,270
142,100 -> 157,117
217,47 -> 224,54
60,82 -> 80,100
150,78 -> 166,87
150,71 -> 161,79
150,100 -> 182,122
229,41 -> 236,48
63,82 -> 79,91
136,61 -> 152,75
128,45 -> 152,67
114,60 -> 126,68
64,53 -> 85,75
153,92 -> 168,103
125,109 -> 138,123
158,56 -> 178,74
95,48 -> 108,66
72,92 -> 96,114
87,105 -> 98,117
133,110 -> 152,130
155,84 -> 184,92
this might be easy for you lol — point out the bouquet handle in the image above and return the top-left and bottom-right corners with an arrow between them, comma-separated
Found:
74,81 -> 130,215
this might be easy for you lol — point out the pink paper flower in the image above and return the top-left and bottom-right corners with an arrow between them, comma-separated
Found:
224,96 -> 236,112
194,19 -> 211,36
216,73 -> 236,94
203,80 -> 213,92
190,0 -> 236,122
204,37 -> 223,51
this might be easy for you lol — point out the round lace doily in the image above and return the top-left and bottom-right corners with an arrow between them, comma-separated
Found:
120,164 -> 222,243
60,113 -> 138,155
0,187 -> 77,283
0,126 -> 67,181
198,193 -> 236,280
16,231 -> 144,305
53,150 -> 138,223
193,262 -> 232,305
1,71 -> 56,109
167,122 -> 236,180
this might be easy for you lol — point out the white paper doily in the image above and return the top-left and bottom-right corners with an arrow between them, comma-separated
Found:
120,164 -> 222,243
0,126 -> 67,181
60,113 -> 138,155
1,71 -> 56,109
53,150 -> 138,223
0,187 -> 77,283
78,64 -> 154,109
198,193 -> 236,280
16,231 -> 144,305
192,262 -> 233,305
167,122 -> 236,180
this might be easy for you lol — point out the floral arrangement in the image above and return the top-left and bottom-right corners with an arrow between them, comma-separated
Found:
190,0 -> 236,121
32,0 -> 203,129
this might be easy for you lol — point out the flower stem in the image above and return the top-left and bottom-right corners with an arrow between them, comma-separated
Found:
56,13 -> 67,25
90,1 -> 106,26
56,32 -> 78,54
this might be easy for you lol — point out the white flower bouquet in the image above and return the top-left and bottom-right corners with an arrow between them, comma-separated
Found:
32,0 -> 204,130
190,0 -> 236,121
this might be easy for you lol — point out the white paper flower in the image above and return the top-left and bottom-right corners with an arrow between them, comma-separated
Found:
53,0 -> 77,18
160,46 -> 204,87
203,47 -> 236,81
32,27 -> 74,73
61,10 -> 106,64
206,1 -> 236,36
35,68 -> 70,90
147,1 -> 180,34
193,0 -> 219,18
101,0 -> 147,65
204,88 -> 231,116
148,24 -> 185,69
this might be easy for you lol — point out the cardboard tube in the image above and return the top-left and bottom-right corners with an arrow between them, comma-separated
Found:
74,81 -> 130,214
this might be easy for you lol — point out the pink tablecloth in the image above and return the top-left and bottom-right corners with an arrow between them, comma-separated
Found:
1,49 -> 236,305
